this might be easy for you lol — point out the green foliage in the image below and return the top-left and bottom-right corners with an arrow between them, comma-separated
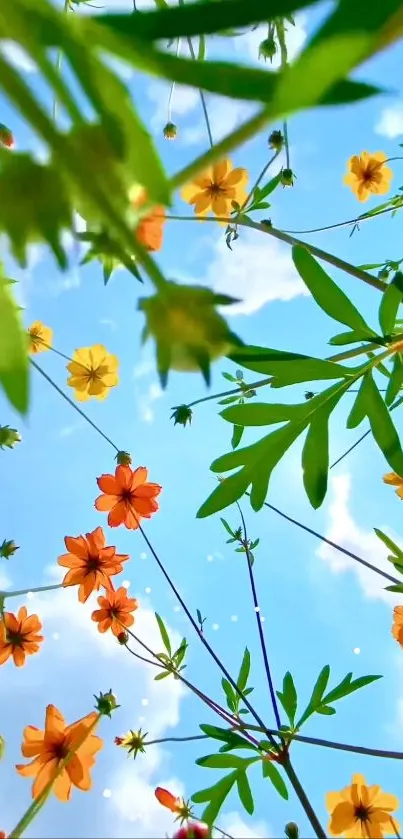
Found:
219,647 -> 254,717
154,613 -> 188,680
374,529 -> 403,591
378,272 -> 403,335
0,271 -> 29,414
295,666 -> 382,729
276,672 -> 298,727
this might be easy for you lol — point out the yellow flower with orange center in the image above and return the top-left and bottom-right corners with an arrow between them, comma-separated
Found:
344,152 -> 393,202
27,321 -> 53,354
181,158 -> 248,223
326,773 -> 400,837
383,472 -> 403,499
66,344 -> 119,402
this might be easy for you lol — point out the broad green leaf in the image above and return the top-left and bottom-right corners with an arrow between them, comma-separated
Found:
194,772 -> 237,827
0,274 -> 29,414
236,771 -> 254,815
385,583 -> 403,592
261,759 -> 289,800
362,373 -> 403,475
221,403 -> 304,427
257,172 -> 282,200
229,345 -> 353,384
329,329 -> 381,346
155,613 -> 172,655
196,753 -> 248,770
347,374 -> 373,429
154,670 -> 171,681
378,273 -> 403,335
199,725 -> 233,743
309,0 -> 403,62
310,665 -> 331,707
385,353 -> 403,406
197,469 -> 251,518
302,389 -> 345,508
374,528 -> 403,560
237,648 -> 251,692
292,246 -> 372,332
231,424 -> 244,449
276,672 -> 297,726
221,678 -> 236,711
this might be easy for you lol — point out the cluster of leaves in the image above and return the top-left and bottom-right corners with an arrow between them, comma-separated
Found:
155,613 -> 188,680
218,370 -> 257,449
197,247 -> 403,518
375,530 -> 403,595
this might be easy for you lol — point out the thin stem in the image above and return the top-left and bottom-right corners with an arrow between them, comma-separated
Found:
167,39 -> 182,123
275,19 -> 290,169
30,359 -> 120,452
259,497 -> 400,585
186,376 -> 272,408
283,759 -> 327,839
2,583 -> 63,600
390,818 -> 402,839
166,214 -> 386,292
283,203 -> 402,236
185,33 -> 213,148
237,503 -> 282,730
237,152 -> 280,218
136,521 -> 278,746
144,734 -> 208,746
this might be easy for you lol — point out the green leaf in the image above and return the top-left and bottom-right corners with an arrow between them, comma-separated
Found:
221,678 -> 236,711
323,673 -> 381,704
309,0 -> 403,63
378,274 -> 403,335
198,34 -> 206,60
220,518 -> 235,537
346,374 -> 372,429
196,753 -> 248,770
310,665 -> 331,707
236,771 -> 254,815
229,345 -> 352,385
0,274 -> 29,414
155,613 -> 171,656
237,647 -> 251,692
385,353 -> 403,406
362,373 -> 403,475
292,245 -> 372,332
257,172 -> 282,199
262,759 -> 289,800
316,705 -> 336,716
199,724 -> 234,743
329,329 -> 381,346
374,528 -> 403,560
231,424 -> 244,449
197,469 -> 251,518
154,670 -> 171,680
302,389 -> 345,508
193,772 -> 237,827
221,403 -> 304,427
219,395 -> 240,406
276,672 -> 297,726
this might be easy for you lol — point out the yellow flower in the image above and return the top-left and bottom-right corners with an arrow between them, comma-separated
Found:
27,321 -> 53,354
383,472 -> 403,499
181,158 -> 248,224
344,152 -> 393,202
66,345 -> 119,402
326,773 -> 400,838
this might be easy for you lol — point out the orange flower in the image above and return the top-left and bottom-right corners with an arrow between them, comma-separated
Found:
0,607 -> 43,667
383,472 -> 403,499
16,704 -> 103,802
326,773 -> 400,838
344,152 -> 393,202
392,606 -> 403,647
91,586 -> 138,636
155,787 -> 193,822
181,158 -> 248,223
58,526 -> 129,603
0,831 -> 6,838
130,185 -> 166,252
95,464 -> 161,530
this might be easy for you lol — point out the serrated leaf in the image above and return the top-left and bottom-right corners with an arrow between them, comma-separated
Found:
155,612 -> 172,656
261,759 -> 289,800
0,273 -> 29,414
292,245 -> 372,331
236,771 -> 254,815
237,647 -> 251,692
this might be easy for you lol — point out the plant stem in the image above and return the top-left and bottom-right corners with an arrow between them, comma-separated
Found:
284,203 -> 402,236
184,32 -> 213,148
2,583 -> 63,600
283,759 -> 327,839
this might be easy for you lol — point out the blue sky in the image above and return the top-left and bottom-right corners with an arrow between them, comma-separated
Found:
1,1 -> 403,837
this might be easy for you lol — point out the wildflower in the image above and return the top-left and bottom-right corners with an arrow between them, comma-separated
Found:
0,607 -> 43,667
117,630 -> 128,645
280,168 -> 295,187
155,787 -> 193,822
0,426 -> 21,450
115,728 -> 147,758
139,282 -> 243,386
181,159 -> 248,223
115,450 -> 132,467
27,321 -> 53,354
16,704 -> 103,801
392,606 -> 403,647
163,122 -> 177,139
174,824 -> 210,839
0,539 -> 19,559
58,526 -> 129,603
268,130 -> 284,151
66,344 -> 119,402
95,464 -> 161,530
259,36 -> 277,61
130,185 -> 166,252
383,472 -> 403,499
92,586 -> 138,637
326,773 -> 400,837
0,122 -> 14,148
170,405 -> 192,427
344,152 -> 393,202
94,690 -> 119,717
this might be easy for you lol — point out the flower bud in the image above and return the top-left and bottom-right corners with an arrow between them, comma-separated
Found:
268,130 -> 284,151
163,122 -> 178,140
259,37 -> 277,61
94,689 -> 119,717
0,426 -> 21,450
280,168 -> 295,187
170,405 -> 192,427
0,539 -> 19,559
0,123 -> 14,148
285,823 -> 299,839
115,451 -> 132,467
117,630 -> 129,645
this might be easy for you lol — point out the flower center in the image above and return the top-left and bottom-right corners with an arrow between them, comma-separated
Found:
86,366 -> 100,383
354,801 -> 372,824
363,162 -> 382,184
120,489 -> 133,503
86,554 -> 101,571
208,180 -> 226,196
5,629 -> 24,647
53,740 -> 69,761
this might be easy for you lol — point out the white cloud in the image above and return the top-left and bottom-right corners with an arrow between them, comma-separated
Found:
0,41 -> 36,73
203,227 -> 308,315
133,353 -> 156,380
317,473 -> 403,603
0,569 -> 12,590
375,103 -> 403,138
136,381 -> 164,423
216,811 -> 272,838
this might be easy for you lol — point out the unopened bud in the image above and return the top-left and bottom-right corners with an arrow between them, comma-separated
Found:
285,822 -> 299,839
268,130 -> 284,151
259,37 -> 277,62
115,451 -> 132,466
94,689 -> 119,717
280,168 -> 295,187
163,122 -> 177,140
